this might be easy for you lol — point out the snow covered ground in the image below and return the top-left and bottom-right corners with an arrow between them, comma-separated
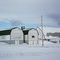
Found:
0,41 -> 60,60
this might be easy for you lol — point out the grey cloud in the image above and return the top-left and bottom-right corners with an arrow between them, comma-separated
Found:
47,14 -> 60,26
9,19 -> 24,26
0,0 -> 60,27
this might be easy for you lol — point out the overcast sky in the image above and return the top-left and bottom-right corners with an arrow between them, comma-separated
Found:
0,0 -> 60,28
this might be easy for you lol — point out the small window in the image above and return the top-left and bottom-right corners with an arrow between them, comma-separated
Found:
32,36 -> 35,38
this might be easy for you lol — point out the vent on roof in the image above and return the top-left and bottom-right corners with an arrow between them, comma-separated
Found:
21,26 -> 25,30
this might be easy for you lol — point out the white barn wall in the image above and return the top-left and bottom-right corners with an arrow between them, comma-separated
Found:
0,28 -> 24,45
10,28 -> 23,45
28,29 -> 38,46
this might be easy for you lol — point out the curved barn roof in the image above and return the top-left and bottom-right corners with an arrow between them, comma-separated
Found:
0,27 -> 18,36
23,28 -> 39,35
0,27 -> 39,36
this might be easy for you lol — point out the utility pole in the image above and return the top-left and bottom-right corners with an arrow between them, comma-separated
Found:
41,16 -> 44,47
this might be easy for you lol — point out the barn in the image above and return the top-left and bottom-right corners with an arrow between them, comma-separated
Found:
0,27 -> 40,45
23,28 -> 39,45
0,27 -> 23,45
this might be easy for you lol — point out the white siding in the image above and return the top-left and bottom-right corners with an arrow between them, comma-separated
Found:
28,29 -> 38,45
10,28 -> 23,45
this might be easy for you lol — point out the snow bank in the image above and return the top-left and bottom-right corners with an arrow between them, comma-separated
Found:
0,41 -> 60,60
0,43 -> 60,60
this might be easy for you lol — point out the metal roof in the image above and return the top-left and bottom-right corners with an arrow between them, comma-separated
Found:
23,30 -> 29,35
0,27 -> 18,36
0,27 -> 38,36
0,27 -> 29,36
0,30 -> 11,36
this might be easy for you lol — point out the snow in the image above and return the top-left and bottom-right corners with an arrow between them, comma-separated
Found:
0,41 -> 60,60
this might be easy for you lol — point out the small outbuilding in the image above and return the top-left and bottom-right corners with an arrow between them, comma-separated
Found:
22,28 -> 39,45
0,27 -> 23,45
28,28 -> 39,45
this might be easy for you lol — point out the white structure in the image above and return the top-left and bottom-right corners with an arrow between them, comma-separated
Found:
28,28 -> 39,46
0,27 -> 39,45
0,27 -> 24,45
11,28 -> 23,45
2,27 -> 60,45
22,28 -> 39,46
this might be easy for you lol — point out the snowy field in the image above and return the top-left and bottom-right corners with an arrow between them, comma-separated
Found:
0,41 -> 60,60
